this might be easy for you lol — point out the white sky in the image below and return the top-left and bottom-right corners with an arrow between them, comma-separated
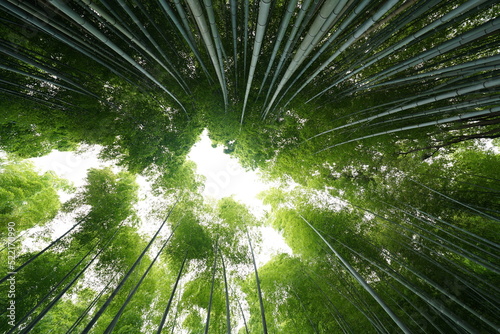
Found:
28,145 -> 113,187
187,129 -> 291,261
187,129 -> 274,218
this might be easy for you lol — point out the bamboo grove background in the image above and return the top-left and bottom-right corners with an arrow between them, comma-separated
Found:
0,0 -> 499,333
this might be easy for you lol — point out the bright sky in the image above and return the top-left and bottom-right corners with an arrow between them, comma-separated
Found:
187,129 -> 291,262
187,129 -> 273,218
29,145 -> 115,187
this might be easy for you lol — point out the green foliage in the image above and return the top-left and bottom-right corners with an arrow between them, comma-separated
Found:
0,249 -> 84,333
245,254 -> 372,333
165,214 -> 213,267
152,160 -> 205,196
214,197 -> 254,264
0,161 -> 67,232
30,289 -> 95,334
65,167 -> 139,246
96,225 -> 148,273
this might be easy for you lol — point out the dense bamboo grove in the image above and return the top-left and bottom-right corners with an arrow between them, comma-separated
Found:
0,0 -> 499,333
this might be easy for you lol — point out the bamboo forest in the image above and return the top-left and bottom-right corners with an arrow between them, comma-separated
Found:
1,0 -> 499,333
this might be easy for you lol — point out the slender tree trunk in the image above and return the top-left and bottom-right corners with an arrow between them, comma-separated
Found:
204,239 -> 219,334
15,221 -> 123,334
0,216 -> 87,284
81,202 -> 180,333
297,213 -> 411,334
11,246 -> 94,332
220,253 -> 231,334
65,271 -> 121,334
232,285 -> 250,334
104,227 -> 178,334
246,228 -> 268,334
157,251 -> 188,334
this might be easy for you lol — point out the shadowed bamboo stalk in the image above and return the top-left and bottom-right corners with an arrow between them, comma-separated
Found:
262,0 -> 342,118
256,0 -> 298,98
280,0 -> 397,113
230,0 -> 238,88
297,212 -> 412,334
156,251 -> 188,334
204,239 -> 219,334
203,0 -> 228,109
81,201 -> 181,333
158,0 -> 213,81
80,0 -> 188,93
10,246 -> 94,332
410,178 -> 500,223
221,253 -> 232,334
0,0 -> 142,86
307,0 -> 496,101
0,215 -> 88,285
16,222 -> 124,334
309,80 -> 500,148
263,0 -> 313,108
357,16 -> 500,91
103,227 -> 178,334
49,0 -> 188,116
246,228 -> 268,334
65,271 -> 121,334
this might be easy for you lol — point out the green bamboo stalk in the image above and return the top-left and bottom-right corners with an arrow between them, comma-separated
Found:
231,285 -> 250,334
156,251 -> 188,334
241,0 -> 272,123
49,0 -> 188,116
0,44 -> 99,99
311,82 -> 500,147
0,216 -> 87,284
246,228 -> 268,334
297,213 -> 412,334
277,0 -> 404,113
173,0 -> 197,45
10,246 -> 94,332
360,16 -> 500,89
243,0 -> 249,84
81,0 -> 188,93
408,204 -> 500,251
263,0 -> 313,108
313,0 -> 494,100
289,289 -> 319,334
262,0 -> 342,118
410,178 -> 500,223
104,228 -> 177,334
204,239 -> 219,334
80,201 -> 180,333
230,0 -> 238,88
256,0 -> 298,97
1,0 -> 141,86
186,0 -> 227,106
16,222 -> 123,334
65,271 -> 121,334
158,0 -> 213,81
220,253 -> 231,334
302,269 -> 355,334
330,231 -> 477,333
203,0 -> 228,107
